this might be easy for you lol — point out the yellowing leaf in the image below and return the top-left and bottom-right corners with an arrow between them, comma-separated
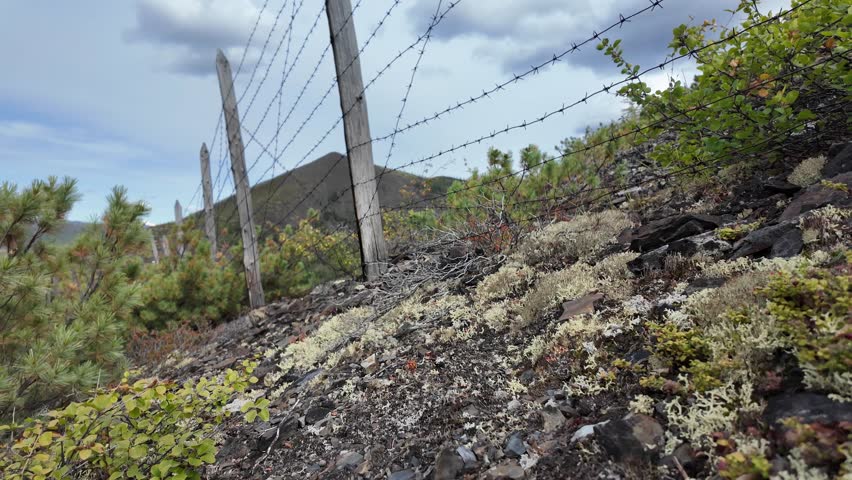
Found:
757,89 -> 770,98
78,449 -> 93,460
37,432 -> 52,447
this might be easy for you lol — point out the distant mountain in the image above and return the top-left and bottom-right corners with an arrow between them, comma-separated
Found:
155,152 -> 457,239
44,220 -> 90,245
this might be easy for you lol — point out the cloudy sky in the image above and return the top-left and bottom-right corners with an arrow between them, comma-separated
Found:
0,0 -> 787,223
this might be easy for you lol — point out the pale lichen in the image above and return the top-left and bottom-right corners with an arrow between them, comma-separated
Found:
787,155 -> 826,187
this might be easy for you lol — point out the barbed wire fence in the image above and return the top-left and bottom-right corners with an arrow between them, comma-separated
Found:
161,0 -> 845,307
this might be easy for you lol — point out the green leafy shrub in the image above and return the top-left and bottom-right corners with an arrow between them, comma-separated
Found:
599,0 -> 849,169
0,361 -> 268,480
760,265 -> 851,381
135,222 -> 245,331
649,322 -> 711,369
0,179 -> 149,417
260,210 -> 359,300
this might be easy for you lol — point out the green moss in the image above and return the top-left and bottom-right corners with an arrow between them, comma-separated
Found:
717,222 -> 762,241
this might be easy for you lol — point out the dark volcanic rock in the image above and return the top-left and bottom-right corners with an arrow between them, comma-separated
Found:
729,222 -> 802,259
765,393 -> 852,426
388,469 -> 416,480
824,142 -> 852,177
595,413 -> 664,461
628,214 -> 721,252
780,172 -> 852,221
504,432 -> 526,458
764,177 -> 802,196
434,448 -> 464,480
770,228 -> 804,258
628,230 -> 731,273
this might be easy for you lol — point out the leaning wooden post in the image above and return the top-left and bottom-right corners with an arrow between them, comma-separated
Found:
326,0 -> 389,281
200,143 -> 218,259
215,49 -> 265,308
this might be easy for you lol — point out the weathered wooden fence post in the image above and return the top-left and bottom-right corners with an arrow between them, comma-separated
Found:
174,200 -> 184,256
161,235 -> 171,258
326,0 -> 388,281
215,49 -> 265,308
151,236 -> 160,263
200,143 -> 218,259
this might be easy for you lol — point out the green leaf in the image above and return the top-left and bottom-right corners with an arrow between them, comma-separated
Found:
129,445 -> 147,460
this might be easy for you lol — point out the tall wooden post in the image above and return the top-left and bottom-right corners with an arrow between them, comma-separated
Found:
216,49 -> 265,308
200,143 -> 218,259
326,0 -> 388,281
174,200 -> 184,256
151,236 -> 160,263
161,235 -> 171,258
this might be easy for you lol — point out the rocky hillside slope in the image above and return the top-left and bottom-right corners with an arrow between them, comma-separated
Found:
158,152 -> 455,237
149,142 -> 852,479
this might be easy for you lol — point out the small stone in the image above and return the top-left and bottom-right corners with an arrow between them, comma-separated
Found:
540,406 -> 565,433
507,399 -> 522,411
559,293 -> 605,321
462,404 -> 480,418
504,432 -> 526,458
388,469 -> 416,480
360,354 -> 378,373
304,406 -> 331,424
486,460 -> 525,479
336,450 -> 364,470
456,446 -> 478,470
595,414 -> 664,461
434,448 -> 464,480
519,369 -> 536,385
570,421 -> 608,443
627,214 -> 721,252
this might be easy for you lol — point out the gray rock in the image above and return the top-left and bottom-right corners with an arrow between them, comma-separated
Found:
456,446 -> 478,470
559,293 -> 605,321
485,461 -> 525,479
595,413 -> 664,461
661,443 -> 703,476
729,222 -> 800,259
780,172 -> 852,221
628,214 -> 721,252
388,469 -> 416,480
504,432 -> 526,458
304,406 -> 332,424
764,393 -> 852,426
336,450 -> 364,470
764,177 -> 802,196
628,230 -> 731,273
824,142 -> 852,177
770,228 -> 804,258
540,405 -> 566,433
434,448 -> 464,480
570,420 -> 609,442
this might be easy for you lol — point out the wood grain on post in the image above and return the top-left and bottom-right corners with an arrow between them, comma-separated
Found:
215,49 -> 265,308
326,0 -> 388,281
200,143 -> 218,259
